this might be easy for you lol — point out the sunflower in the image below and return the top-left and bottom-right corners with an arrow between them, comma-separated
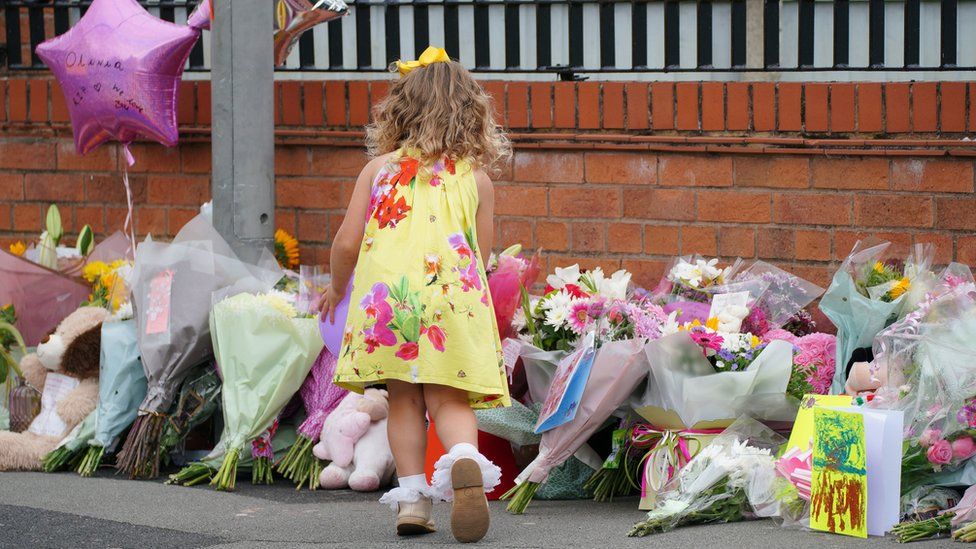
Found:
274,229 -> 300,270
8,242 -> 26,257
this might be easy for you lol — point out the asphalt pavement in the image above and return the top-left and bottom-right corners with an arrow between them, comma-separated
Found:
0,471 -> 955,548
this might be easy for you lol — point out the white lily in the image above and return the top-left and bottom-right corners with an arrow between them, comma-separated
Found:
599,269 -> 631,300
546,264 -> 581,290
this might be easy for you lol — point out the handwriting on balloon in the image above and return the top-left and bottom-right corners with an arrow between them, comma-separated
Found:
64,51 -> 124,72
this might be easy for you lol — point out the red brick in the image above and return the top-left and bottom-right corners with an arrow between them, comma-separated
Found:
0,207 -> 10,232
854,194 -> 933,228
608,223 -> 642,253
168,208 -> 198,234
772,193 -> 852,226
757,228 -> 795,260
959,236 -> 976,266
147,175 -> 210,206
912,82 -> 938,133
651,82 -> 674,130
482,81 -> 506,127
507,82 -> 529,129
124,143 -> 180,173
913,232 -> 953,265
530,83 -> 552,129
734,156 -> 809,189
804,83 -> 828,133
537,221 -> 569,251
622,189 -> 695,221
24,173 -> 83,201
277,178 -> 344,209
885,83 -> 910,133
793,265 -> 833,291
625,83 -> 649,130
56,140 -> 117,172
584,152 -> 656,184
675,82 -> 699,131
811,157 -> 889,190
681,226 -> 718,256
177,81 -> 195,126
830,84 -> 855,133
620,259 -> 667,288
279,81 -> 302,125
12,204 -> 42,231
86,174 -> 147,204
778,83 -> 802,131
498,218 -> 534,249
0,174 -> 24,200
753,83 -> 775,132
348,81 -> 369,126
857,83 -> 883,133
550,186 -> 619,218
941,82 -> 967,133
105,207 -> 129,234
304,82 -> 324,126
310,148 -> 368,177
891,158 -> 974,193
0,141 -> 54,170
28,80 -> 48,123
195,81 -> 211,126
325,81 -> 346,126
795,230 -> 832,261
181,143 -> 211,174
276,147 -> 310,176
577,82 -> 600,130
495,185 -> 547,216
297,211 -> 330,243
572,222 -> 605,252
602,83 -> 625,130
936,198 -> 976,231
136,206 -> 167,236
73,206 -> 105,234
553,82 -> 576,128
659,155 -> 733,187
698,190 -> 770,223
971,84 -> 976,132
8,79 -> 27,122
726,83 -> 750,131
50,81 -> 69,124
719,226 -> 756,257
644,225 -> 680,256
276,208 -> 298,235
0,82 -> 6,123
833,231 -> 913,261
514,151 -> 583,183
700,82 -> 724,131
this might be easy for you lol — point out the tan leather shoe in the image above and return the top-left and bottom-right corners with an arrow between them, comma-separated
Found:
450,458 -> 490,543
396,496 -> 436,536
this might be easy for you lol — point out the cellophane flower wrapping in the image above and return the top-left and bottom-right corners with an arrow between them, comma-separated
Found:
206,291 -> 323,489
734,260 -> 825,332
488,252 -> 540,340
820,240 -> 936,393
868,275 -> 976,496
42,410 -> 97,472
92,320 -> 146,451
0,250 -> 90,346
629,417 -> 804,536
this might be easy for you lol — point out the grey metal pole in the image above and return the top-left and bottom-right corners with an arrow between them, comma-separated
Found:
210,0 -> 275,264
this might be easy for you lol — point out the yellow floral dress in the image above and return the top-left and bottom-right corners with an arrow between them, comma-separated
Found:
333,149 -> 510,409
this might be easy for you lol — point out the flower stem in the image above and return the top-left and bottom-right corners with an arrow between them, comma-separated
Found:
42,446 -> 77,472
167,462 -> 217,486
890,513 -> 953,543
954,520 -> 976,542
500,481 -> 540,515
76,445 -> 105,477
211,449 -> 240,491
251,457 -> 274,485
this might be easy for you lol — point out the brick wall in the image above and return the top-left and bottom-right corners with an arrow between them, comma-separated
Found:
1,76 -> 975,296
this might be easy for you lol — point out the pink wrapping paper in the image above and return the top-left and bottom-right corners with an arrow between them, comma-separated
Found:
488,253 -> 541,340
0,250 -> 89,346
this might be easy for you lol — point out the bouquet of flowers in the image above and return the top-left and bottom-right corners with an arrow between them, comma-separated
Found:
168,422 -> 298,487
653,256 -> 742,303
734,261 -> 824,337
763,330 -> 837,399
82,259 -> 133,316
0,305 -> 27,431
117,215 -> 281,479
820,240 -> 935,393
157,366 -> 222,465
628,418 -> 801,536
486,244 -> 540,340
195,291 -> 321,491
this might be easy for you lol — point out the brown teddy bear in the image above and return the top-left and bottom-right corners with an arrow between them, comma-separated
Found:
0,307 -> 108,470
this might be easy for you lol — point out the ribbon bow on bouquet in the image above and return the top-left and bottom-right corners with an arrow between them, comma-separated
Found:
632,424 -> 723,501
395,46 -> 451,76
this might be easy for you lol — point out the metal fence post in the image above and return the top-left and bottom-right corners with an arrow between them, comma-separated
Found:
210,0 -> 275,264
746,0 -> 766,69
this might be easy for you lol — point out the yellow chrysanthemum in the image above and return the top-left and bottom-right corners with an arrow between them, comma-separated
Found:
705,317 -> 720,331
8,241 -> 26,257
257,291 -> 297,318
873,261 -> 885,274
889,277 -> 911,300
274,229 -> 300,270
750,335 -> 761,348
82,261 -> 110,283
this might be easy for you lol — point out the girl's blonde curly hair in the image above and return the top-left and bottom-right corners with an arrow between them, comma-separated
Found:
366,60 -> 511,174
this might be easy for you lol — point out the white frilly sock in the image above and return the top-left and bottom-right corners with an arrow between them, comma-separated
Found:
378,474 -> 432,511
429,442 -> 502,502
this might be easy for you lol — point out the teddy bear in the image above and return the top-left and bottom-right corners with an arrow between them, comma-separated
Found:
846,358 -> 895,396
313,388 -> 395,492
0,307 -> 108,470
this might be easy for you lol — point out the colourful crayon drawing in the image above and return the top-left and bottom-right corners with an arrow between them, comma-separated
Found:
810,408 -> 868,538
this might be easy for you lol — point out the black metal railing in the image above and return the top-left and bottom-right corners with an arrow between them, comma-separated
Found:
2,0 -> 975,79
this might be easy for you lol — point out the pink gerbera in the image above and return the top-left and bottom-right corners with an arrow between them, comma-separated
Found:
689,326 -> 724,354
568,300 -> 591,335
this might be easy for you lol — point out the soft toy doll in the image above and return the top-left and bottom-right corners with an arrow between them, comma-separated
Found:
313,388 -> 395,491
0,307 -> 108,470
846,359 -> 889,396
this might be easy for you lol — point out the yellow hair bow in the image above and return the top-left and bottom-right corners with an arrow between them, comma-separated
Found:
395,46 -> 450,76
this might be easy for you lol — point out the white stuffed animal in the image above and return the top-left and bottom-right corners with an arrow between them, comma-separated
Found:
313,388 -> 395,492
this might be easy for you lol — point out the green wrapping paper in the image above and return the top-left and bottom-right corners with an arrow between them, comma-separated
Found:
207,293 -> 322,490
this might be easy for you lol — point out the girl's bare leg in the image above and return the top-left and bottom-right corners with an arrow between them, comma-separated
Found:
387,380 -> 428,476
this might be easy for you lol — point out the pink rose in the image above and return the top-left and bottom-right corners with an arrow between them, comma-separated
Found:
927,440 -> 953,466
919,428 -> 943,448
952,438 -> 976,461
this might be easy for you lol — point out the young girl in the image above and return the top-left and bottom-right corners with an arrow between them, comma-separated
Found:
318,47 -> 511,543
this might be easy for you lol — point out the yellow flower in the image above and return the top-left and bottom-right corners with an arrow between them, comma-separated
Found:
258,291 -> 297,318
8,241 -> 26,257
274,229 -> 300,270
705,317 -> 720,331
873,261 -> 885,274
82,261 -> 109,283
889,277 -> 911,300
750,335 -> 761,348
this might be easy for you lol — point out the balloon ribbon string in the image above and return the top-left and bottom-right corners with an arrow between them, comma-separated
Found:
122,144 -> 137,258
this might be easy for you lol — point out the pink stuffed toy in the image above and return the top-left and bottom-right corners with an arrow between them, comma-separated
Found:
313,388 -> 395,491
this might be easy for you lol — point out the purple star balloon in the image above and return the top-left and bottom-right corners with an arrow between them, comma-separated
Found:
36,0 -> 206,156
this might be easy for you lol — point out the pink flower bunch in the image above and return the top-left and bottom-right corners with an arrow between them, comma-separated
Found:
765,330 -> 836,395
628,301 -> 668,340
689,326 -> 724,353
